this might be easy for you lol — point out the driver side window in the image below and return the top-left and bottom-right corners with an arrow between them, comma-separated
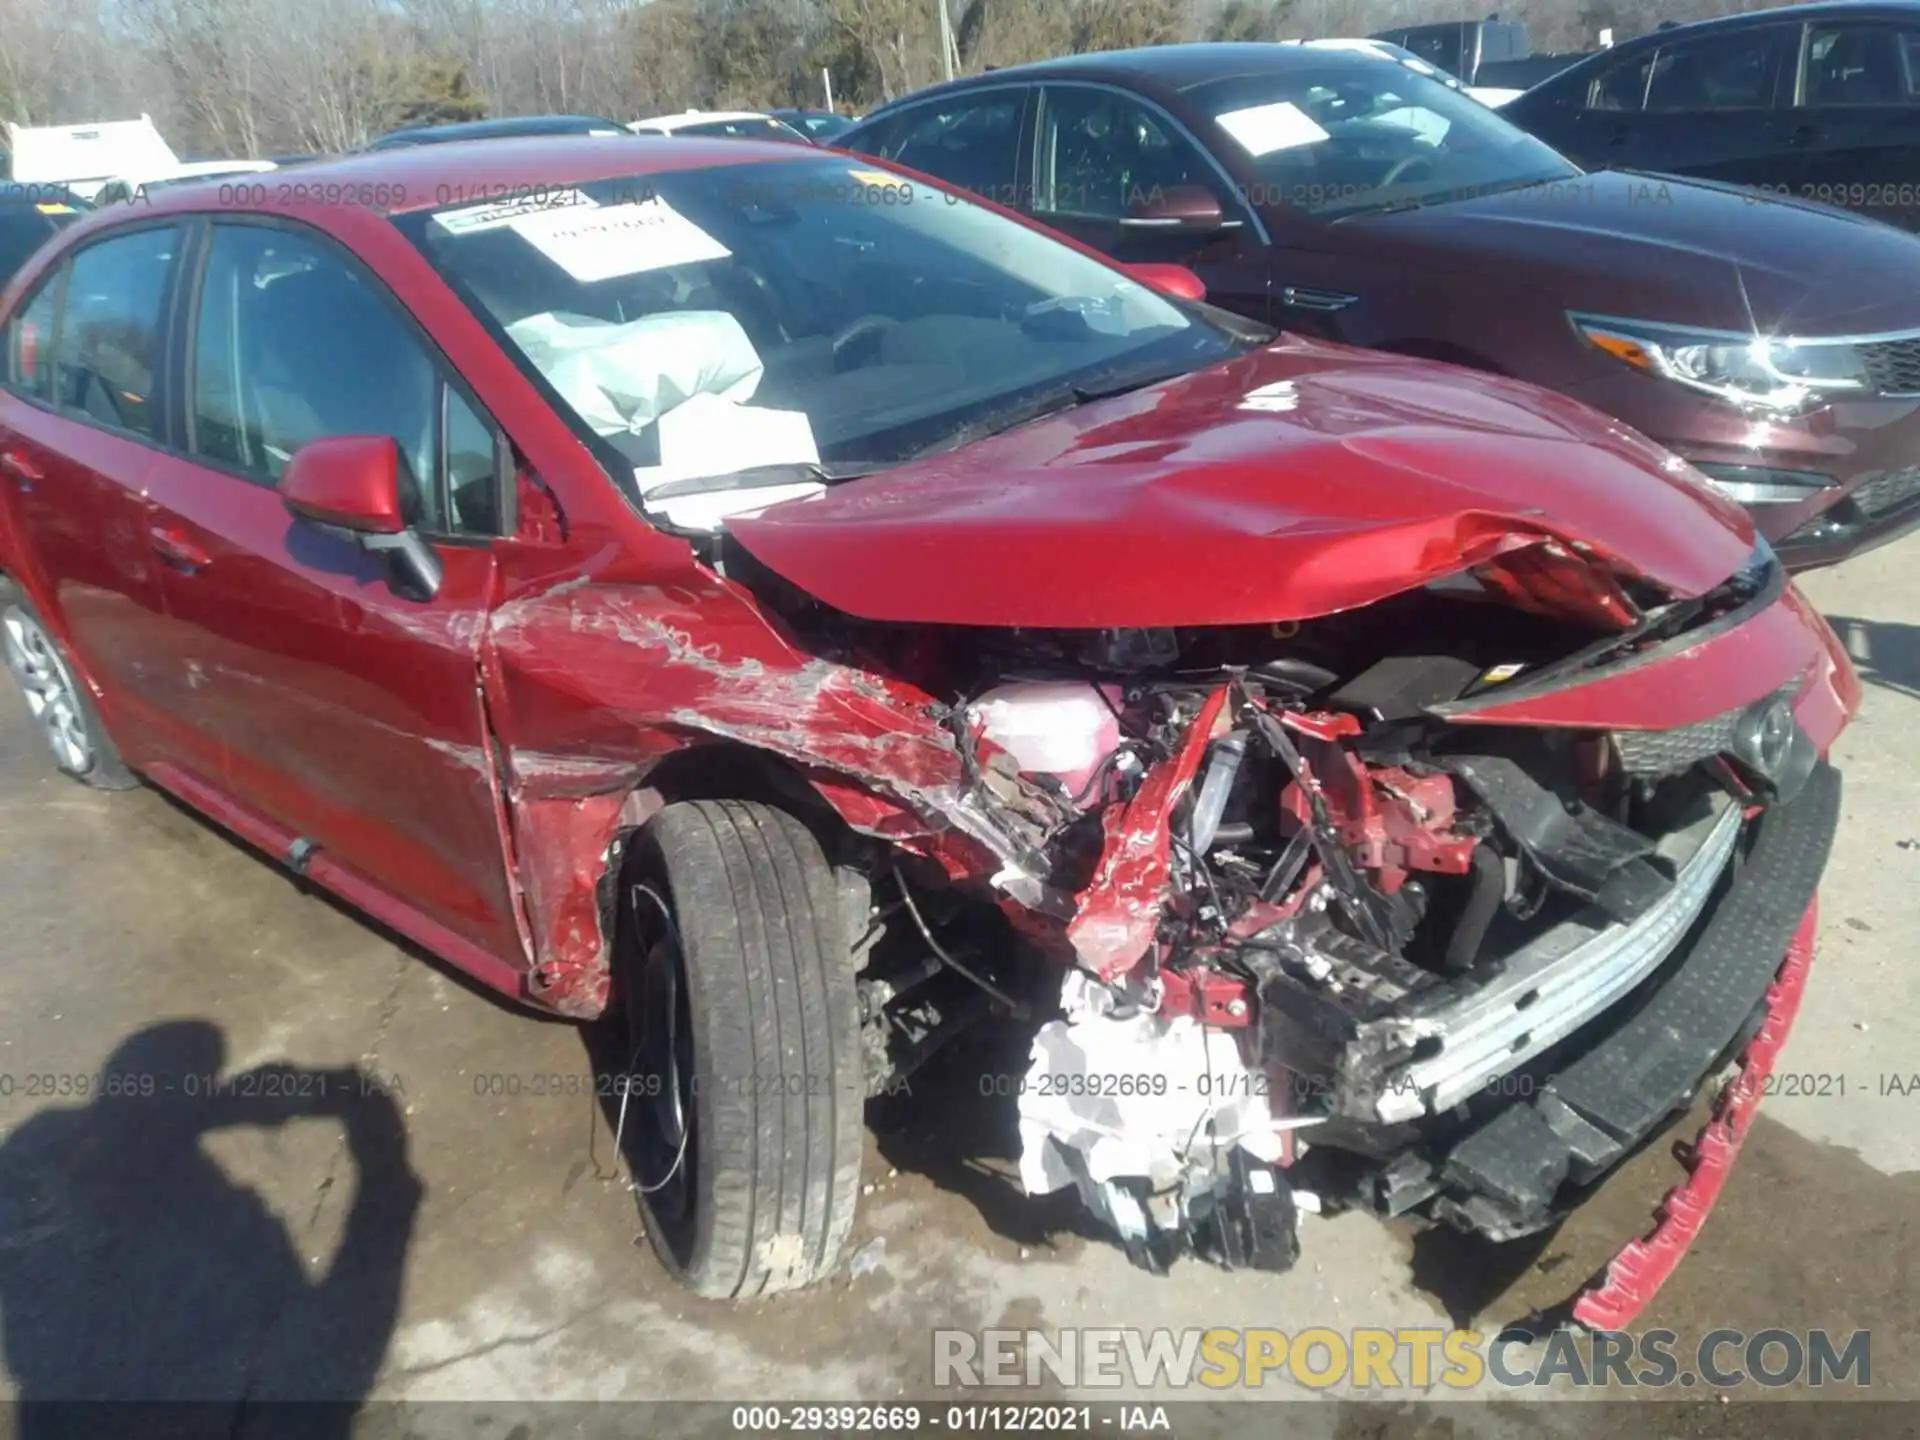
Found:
190,222 -> 505,536
1034,87 -> 1234,223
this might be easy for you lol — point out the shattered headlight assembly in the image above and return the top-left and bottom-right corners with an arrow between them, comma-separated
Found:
1570,313 -> 1870,416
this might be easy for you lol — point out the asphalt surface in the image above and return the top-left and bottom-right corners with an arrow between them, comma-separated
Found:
0,539 -> 1914,1436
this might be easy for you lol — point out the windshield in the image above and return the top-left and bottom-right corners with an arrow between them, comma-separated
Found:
1190,63 -> 1578,219
397,154 -> 1238,511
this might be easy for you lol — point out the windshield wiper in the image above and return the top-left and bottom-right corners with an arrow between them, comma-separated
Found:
907,367 -> 1186,461
641,460 -> 885,499
1333,174 -> 1582,221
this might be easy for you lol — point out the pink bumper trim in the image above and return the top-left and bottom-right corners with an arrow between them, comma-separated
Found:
1571,898 -> 1819,1330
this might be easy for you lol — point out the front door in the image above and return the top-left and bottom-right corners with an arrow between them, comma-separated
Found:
1030,83 -> 1272,324
144,217 -> 523,962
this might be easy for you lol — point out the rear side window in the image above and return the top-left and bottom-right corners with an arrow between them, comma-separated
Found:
871,93 -> 1024,202
54,226 -> 180,440
7,266 -> 63,402
1804,23 -> 1920,107
189,221 -> 503,534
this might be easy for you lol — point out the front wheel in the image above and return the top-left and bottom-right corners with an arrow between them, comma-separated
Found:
615,799 -> 863,1297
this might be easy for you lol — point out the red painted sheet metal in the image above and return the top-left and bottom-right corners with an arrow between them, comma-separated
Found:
730,339 -> 1756,629
1571,898 -> 1820,1331
1067,685 -> 1231,979
1450,586 -> 1859,742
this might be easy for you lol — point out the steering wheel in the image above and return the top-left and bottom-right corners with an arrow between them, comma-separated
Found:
831,314 -> 898,371
1380,153 -> 1437,188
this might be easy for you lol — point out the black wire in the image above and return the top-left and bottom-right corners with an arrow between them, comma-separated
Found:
1170,832 -> 1232,938
1257,826 -> 1314,903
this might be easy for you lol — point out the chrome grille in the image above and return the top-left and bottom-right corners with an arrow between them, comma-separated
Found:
1613,684 -> 1797,777
1857,337 -> 1920,396
1849,466 -> 1920,519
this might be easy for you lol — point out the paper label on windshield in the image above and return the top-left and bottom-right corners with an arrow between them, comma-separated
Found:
511,196 -> 731,282
1215,102 -> 1329,157
434,189 -> 597,234
633,392 -> 819,495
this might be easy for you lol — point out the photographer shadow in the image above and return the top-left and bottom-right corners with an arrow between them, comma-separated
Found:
0,1020 -> 422,1438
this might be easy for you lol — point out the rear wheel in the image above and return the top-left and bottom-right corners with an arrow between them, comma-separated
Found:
0,581 -> 136,790
615,799 -> 862,1297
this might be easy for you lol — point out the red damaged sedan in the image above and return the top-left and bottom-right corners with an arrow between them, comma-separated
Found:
0,139 -> 1856,1311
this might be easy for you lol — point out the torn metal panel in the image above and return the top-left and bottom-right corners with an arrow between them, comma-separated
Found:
480,574 -> 1073,1014
513,790 -> 630,1017
1065,685 -> 1230,979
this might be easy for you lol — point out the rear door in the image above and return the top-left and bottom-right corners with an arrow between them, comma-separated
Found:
1772,16 -> 1920,232
0,222 -> 205,774
1549,26 -> 1796,184
142,216 -> 523,961
1030,83 -> 1271,322
1633,25 -> 1798,187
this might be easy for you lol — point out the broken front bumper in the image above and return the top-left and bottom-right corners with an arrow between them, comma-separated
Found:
1344,759 -> 1840,1241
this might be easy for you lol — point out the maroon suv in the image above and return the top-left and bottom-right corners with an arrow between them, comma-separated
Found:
842,42 -> 1920,568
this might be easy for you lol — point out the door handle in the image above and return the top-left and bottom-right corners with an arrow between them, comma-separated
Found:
0,450 -> 43,483
1605,123 -> 1631,146
1781,123 -> 1819,148
149,524 -> 212,570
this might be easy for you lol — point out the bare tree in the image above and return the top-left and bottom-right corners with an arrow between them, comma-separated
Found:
0,0 -> 1819,163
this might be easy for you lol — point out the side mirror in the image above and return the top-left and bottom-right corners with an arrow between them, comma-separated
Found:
1122,263 -> 1207,303
1123,183 -> 1228,233
280,435 -> 443,600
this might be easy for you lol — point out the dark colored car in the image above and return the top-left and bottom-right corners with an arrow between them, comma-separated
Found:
365,115 -> 628,149
0,185 -> 87,288
841,42 -> 1920,569
0,137 -> 1854,1315
772,108 -> 859,142
1369,17 -> 1594,90
1503,2 -> 1920,233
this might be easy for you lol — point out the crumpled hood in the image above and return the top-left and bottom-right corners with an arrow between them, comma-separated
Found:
1334,171 -> 1920,337
728,337 -> 1757,629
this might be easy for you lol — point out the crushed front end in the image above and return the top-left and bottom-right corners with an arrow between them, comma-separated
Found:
976,544 -> 1851,1278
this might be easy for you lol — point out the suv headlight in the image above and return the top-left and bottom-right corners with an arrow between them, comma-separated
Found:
1571,313 -> 1870,415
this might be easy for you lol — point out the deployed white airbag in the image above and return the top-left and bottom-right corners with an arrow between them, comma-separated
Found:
504,309 -> 764,437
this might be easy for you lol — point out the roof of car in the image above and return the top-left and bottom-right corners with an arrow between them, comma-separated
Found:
49,135 -> 818,230
369,114 -> 628,148
1583,0 -> 1919,51
858,42 -> 1394,116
